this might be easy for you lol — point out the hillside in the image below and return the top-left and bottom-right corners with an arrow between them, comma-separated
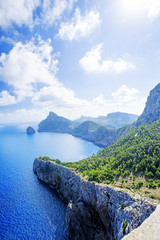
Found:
38,83 -> 160,149
37,112 -> 134,147
45,119 -> 160,199
75,112 -> 138,128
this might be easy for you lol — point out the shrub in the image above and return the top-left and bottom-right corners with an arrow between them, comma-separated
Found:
122,220 -> 128,234
136,180 -> 143,189
121,202 -> 125,209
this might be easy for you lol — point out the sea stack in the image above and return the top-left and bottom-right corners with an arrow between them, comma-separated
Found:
26,126 -> 35,134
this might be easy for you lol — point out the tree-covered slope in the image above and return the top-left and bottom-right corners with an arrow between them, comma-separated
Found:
38,119 -> 159,200
63,120 -> 160,183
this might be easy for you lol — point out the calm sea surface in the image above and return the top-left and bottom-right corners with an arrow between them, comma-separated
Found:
0,124 -> 101,240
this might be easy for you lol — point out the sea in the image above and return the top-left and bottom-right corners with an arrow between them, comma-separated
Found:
0,123 -> 101,240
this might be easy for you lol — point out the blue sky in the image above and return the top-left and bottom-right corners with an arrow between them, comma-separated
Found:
0,0 -> 160,123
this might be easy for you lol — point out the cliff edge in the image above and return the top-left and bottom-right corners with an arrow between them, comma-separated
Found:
33,158 -> 157,240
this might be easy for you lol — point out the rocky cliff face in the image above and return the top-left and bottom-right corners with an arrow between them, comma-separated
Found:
137,83 -> 160,125
33,159 -> 156,240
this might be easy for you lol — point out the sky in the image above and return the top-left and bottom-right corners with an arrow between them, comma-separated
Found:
0,0 -> 160,123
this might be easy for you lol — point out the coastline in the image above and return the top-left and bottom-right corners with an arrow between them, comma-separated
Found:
33,158 -> 157,240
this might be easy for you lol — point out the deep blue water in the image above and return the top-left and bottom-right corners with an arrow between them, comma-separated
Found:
0,124 -> 101,240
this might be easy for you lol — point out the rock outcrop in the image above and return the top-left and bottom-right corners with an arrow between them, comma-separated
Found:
137,83 -> 160,125
33,159 -> 157,240
122,205 -> 160,240
26,126 -> 35,134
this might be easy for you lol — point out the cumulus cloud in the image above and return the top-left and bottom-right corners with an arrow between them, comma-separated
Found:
0,0 -> 40,28
0,91 -> 17,106
31,84 -> 145,120
0,108 -> 49,123
0,84 -> 145,122
0,37 -> 59,102
79,44 -> 135,74
41,0 -> 77,26
112,85 -> 139,102
57,8 -> 101,40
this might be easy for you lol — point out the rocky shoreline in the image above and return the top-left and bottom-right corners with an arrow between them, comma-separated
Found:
33,158 -> 157,240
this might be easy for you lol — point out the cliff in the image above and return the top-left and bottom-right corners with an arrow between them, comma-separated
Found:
137,83 -> 160,125
122,205 -> 160,240
33,158 -> 157,240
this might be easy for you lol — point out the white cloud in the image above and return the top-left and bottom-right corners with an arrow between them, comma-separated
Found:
79,44 -> 135,74
41,0 -> 77,26
0,37 -> 59,102
0,0 -> 40,28
112,85 -> 139,102
145,0 -> 160,19
0,84 -> 146,123
57,8 -> 101,40
0,91 -> 17,106
0,108 -> 48,123
31,85 -> 145,120
0,36 -> 15,45
32,85 -> 88,109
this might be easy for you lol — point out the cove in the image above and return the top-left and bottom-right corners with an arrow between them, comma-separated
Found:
0,124 -> 101,240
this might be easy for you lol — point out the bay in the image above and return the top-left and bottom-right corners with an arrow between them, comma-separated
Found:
0,124 -> 101,240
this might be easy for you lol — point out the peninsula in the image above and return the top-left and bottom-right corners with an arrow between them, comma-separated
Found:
34,83 -> 160,239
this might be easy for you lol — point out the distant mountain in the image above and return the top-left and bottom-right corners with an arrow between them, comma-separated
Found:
75,112 -> 138,128
38,112 -> 128,147
137,83 -> 160,125
106,112 -> 138,128
37,83 -> 160,147
38,112 -> 77,133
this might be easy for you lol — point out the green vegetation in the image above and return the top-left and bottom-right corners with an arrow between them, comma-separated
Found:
62,120 -> 160,183
121,202 -> 125,209
39,119 -> 160,199
122,220 -> 128,234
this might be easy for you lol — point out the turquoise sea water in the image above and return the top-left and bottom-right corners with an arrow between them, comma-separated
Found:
0,124 -> 101,240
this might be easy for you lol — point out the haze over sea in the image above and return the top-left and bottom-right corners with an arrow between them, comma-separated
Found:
0,124 -> 101,240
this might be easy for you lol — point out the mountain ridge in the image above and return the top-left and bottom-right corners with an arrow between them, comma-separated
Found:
37,83 -> 160,147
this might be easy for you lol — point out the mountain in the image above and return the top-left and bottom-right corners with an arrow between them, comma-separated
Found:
106,112 -> 138,128
38,112 -> 77,133
73,122 -> 117,147
75,112 -> 138,128
37,83 -> 160,147
63,118 -> 160,198
137,83 -> 160,125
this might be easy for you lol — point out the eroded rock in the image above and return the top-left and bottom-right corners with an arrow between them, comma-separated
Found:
33,158 -> 157,240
